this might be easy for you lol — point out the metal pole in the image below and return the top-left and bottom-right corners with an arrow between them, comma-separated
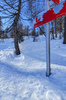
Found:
45,0 -> 51,77
60,0 -> 62,3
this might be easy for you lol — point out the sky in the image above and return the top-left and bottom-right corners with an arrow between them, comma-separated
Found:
0,0 -> 65,31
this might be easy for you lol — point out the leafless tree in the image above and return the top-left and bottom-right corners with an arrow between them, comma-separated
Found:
63,15 -> 66,44
0,0 -> 27,55
0,16 -> 2,38
51,21 -> 55,39
26,0 -> 46,36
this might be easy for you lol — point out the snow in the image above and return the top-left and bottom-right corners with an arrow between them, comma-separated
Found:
0,36 -> 66,100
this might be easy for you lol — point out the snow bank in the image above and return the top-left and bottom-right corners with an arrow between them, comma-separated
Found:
0,36 -> 66,100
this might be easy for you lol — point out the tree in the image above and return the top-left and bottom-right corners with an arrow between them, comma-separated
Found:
26,25 -> 29,36
4,27 -> 8,38
54,19 -> 57,38
39,25 -> 45,36
0,0 -> 23,55
32,28 -> 36,42
10,28 -> 14,38
23,25 -> 29,36
63,15 -> 66,44
0,16 -> 2,30
13,0 -> 21,55
59,17 -> 62,39
51,21 -> 55,39
17,22 -> 24,43
0,16 -> 3,38
27,0 -> 45,36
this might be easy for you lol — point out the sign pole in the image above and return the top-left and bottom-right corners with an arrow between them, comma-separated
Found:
34,0 -> 66,76
45,0 -> 51,76
60,0 -> 61,3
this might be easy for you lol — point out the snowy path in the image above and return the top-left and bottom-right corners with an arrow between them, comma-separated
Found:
0,37 -> 66,100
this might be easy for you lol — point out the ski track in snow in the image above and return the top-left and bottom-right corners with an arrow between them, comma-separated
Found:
0,37 -> 66,100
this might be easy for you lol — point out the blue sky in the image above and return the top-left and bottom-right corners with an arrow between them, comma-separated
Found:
0,0 -> 64,30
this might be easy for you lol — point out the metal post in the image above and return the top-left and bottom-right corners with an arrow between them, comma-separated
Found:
45,0 -> 51,76
60,0 -> 61,3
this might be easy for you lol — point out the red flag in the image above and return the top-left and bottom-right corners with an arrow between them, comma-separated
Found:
52,0 -> 59,5
34,1 -> 66,28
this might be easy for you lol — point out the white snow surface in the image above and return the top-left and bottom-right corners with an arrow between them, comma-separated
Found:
0,36 -> 66,100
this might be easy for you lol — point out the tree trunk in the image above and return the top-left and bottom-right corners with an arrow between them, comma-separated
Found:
14,0 -> 21,55
51,21 -> 54,40
14,26 -> 20,55
59,17 -> 62,39
63,15 -> 66,44
55,19 -> 57,38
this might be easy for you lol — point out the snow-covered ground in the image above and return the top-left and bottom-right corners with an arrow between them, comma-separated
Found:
0,36 -> 66,100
